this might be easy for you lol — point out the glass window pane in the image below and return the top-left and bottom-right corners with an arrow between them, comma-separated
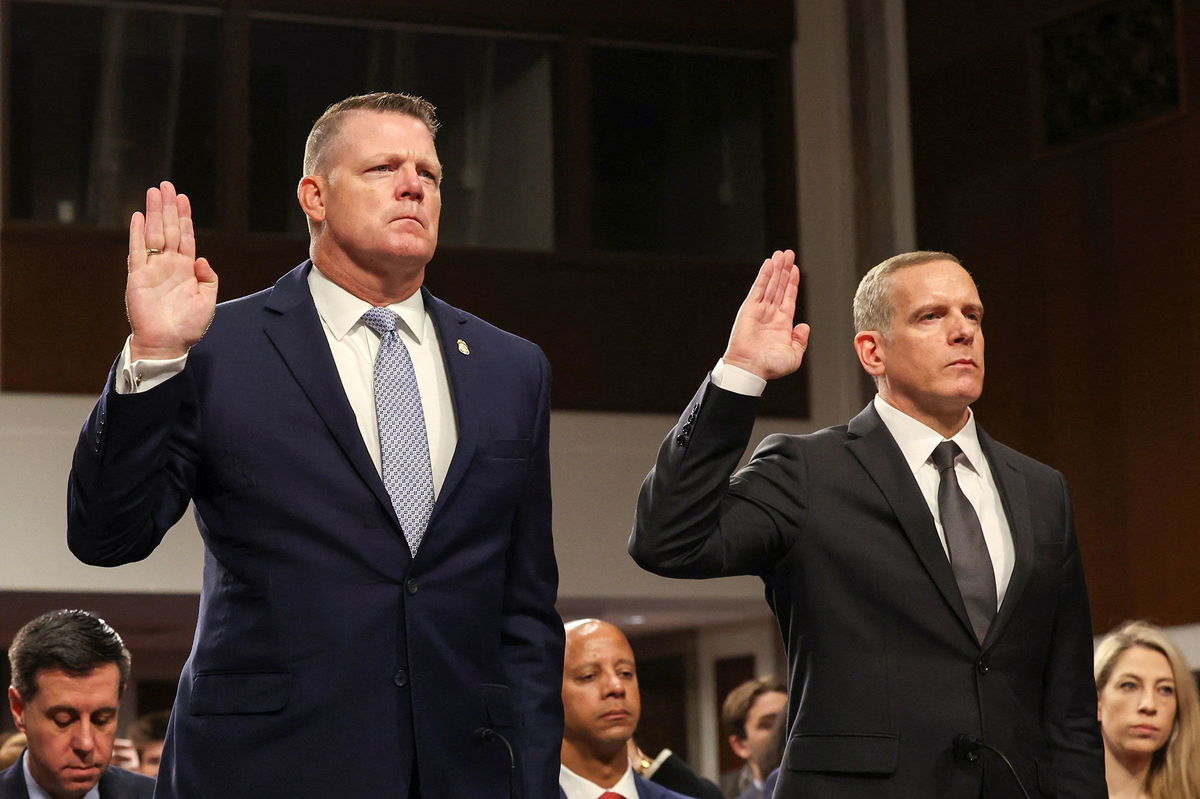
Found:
590,46 -> 770,257
8,1 -> 221,227
250,18 -> 555,251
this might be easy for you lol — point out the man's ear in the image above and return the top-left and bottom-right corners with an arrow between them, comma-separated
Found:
728,734 -> 751,761
854,330 -> 886,378
297,175 -> 327,225
8,686 -> 27,732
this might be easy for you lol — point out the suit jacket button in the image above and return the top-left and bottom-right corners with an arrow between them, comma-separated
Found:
976,658 -> 989,674
406,579 -> 419,595
675,434 -> 687,447
393,669 -> 409,687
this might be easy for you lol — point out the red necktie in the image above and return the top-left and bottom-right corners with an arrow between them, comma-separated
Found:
599,793 -> 626,799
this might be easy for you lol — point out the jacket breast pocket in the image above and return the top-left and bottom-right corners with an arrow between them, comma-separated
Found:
484,438 -> 531,460
787,732 -> 900,775
188,670 -> 292,716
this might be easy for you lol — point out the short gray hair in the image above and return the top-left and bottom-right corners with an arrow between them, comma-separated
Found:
852,251 -> 962,334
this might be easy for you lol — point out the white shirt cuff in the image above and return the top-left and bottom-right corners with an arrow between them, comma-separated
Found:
117,335 -> 188,394
711,359 -> 767,397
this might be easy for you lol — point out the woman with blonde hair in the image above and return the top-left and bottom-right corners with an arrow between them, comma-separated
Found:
1094,621 -> 1200,799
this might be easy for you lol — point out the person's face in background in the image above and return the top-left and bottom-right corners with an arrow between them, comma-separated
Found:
8,664 -> 121,799
561,621 -> 641,754
730,690 -> 787,780
138,739 -> 164,778
1098,645 -> 1177,761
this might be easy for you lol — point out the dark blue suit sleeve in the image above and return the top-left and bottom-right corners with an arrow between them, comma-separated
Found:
67,360 -> 199,566
500,349 -> 565,799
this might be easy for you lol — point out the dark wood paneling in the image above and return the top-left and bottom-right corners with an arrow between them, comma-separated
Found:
907,0 -> 1200,628
0,226 -> 808,415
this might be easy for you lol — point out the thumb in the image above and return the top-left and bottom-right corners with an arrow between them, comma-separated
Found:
792,322 -> 811,351
195,257 -> 218,287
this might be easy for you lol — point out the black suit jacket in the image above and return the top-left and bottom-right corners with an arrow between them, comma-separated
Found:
630,379 -> 1106,799
67,263 -> 563,798
0,756 -> 155,798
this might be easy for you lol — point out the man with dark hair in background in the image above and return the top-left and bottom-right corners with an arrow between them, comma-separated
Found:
67,92 -> 562,798
126,712 -> 168,779
1,610 -> 154,799
631,250 -> 1105,797
719,677 -> 786,799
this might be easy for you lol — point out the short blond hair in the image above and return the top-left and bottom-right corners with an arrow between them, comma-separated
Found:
302,92 -> 440,177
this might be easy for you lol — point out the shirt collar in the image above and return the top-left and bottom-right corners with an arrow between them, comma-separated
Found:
872,394 -> 984,475
21,751 -> 101,799
559,762 -> 640,799
307,264 -> 427,343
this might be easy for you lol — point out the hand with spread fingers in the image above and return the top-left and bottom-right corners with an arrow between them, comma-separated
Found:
722,248 -> 810,381
126,181 -> 218,361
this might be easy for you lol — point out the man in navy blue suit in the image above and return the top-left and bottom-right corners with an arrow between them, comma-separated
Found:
1,610 -> 155,799
68,93 -> 563,798
559,619 -> 695,799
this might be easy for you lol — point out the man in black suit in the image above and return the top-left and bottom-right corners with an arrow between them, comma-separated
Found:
630,250 -> 1106,798
2,610 -> 155,799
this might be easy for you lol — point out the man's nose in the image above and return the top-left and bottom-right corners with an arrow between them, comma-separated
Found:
71,723 -> 96,754
602,673 -> 626,697
395,166 -> 424,200
949,312 -> 975,343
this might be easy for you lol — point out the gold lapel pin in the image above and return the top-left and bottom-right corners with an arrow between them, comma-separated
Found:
457,339 -> 471,355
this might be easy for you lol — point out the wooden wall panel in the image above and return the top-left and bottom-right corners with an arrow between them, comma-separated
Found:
907,0 -> 1200,628
0,227 -> 808,415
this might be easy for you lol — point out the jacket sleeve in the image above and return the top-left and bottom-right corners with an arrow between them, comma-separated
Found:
67,359 -> 200,566
1040,473 -> 1107,798
629,375 -> 804,580
499,348 -> 565,799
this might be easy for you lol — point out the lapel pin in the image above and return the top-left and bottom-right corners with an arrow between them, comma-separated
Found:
457,339 -> 471,355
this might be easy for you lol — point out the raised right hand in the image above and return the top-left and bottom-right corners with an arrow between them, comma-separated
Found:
126,181 -> 218,361
721,249 -> 810,381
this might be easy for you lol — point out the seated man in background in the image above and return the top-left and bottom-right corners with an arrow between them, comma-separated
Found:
560,619 -> 694,799
720,677 -> 786,799
1,610 -> 155,799
128,712 -> 169,779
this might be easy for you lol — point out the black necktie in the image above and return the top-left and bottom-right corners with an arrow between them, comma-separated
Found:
932,441 -> 996,643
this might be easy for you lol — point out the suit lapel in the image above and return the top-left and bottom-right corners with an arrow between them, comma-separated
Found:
977,429 -> 1034,647
422,288 -> 480,526
262,262 -> 402,535
845,403 -> 977,643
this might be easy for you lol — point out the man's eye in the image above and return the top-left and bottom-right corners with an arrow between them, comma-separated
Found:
53,714 -> 73,728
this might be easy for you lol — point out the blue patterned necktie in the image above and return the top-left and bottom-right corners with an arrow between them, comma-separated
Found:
361,307 -> 434,556
932,440 -> 996,643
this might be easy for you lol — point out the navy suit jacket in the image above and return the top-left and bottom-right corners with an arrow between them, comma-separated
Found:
559,772 -> 696,799
68,262 -> 564,798
0,756 -> 155,798
631,382 -> 1106,799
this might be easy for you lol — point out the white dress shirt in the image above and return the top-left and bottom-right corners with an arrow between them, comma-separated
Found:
711,360 -> 1014,602
116,265 -> 458,496
560,762 -> 641,799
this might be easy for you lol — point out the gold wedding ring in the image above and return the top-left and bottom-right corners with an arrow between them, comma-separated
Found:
146,248 -> 162,256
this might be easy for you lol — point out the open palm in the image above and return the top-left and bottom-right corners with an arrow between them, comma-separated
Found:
722,249 -> 810,381
126,181 -> 218,361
